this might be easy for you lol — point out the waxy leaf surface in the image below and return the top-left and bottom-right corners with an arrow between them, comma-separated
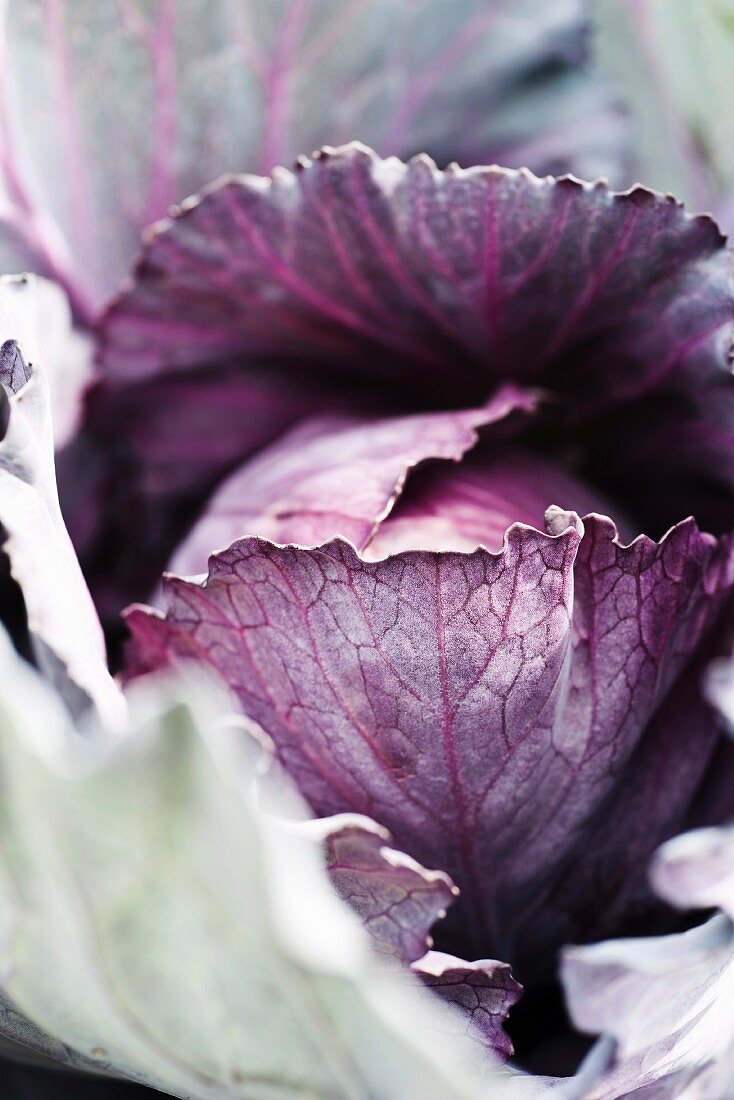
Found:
0,632 -> 493,1099
127,513 -> 734,973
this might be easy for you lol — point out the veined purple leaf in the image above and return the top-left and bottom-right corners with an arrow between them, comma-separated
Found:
309,813 -> 458,965
167,387 -> 538,578
125,512 -> 734,977
0,338 -> 30,393
0,1 -> 624,314
99,145 -> 730,412
413,952 -> 521,1061
96,143 -> 734,540
305,813 -> 521,1061
76,145 -> 734,614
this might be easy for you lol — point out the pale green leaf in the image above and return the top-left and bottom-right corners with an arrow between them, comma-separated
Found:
0,283 -> 122,725
593,0 -> 734,223
0,637 -> 511,1098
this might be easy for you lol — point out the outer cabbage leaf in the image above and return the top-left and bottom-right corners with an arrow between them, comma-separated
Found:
0,629 -> 500,1100
562,819 -> 734,1098
125,512 -> 734,977
0,272 -> 92,446
0,290 -> 122,725
560,651 -> 734,1097
0,0 -> 624,314
563,915 -> 734,1098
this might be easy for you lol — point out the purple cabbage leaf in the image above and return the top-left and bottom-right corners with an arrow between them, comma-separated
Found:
309,813 -> 459,965
101,146 -> 734,1082
0,79 -> 730,1091
125,513 -> 734,984
0,0 -> 729,1093
306,813 -> 522,1059
70,145 -> 734,619
166,388 -> 539,578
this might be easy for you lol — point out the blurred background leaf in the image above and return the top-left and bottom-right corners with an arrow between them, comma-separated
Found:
0,0 -> 625,316
593,0 -> 734,228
